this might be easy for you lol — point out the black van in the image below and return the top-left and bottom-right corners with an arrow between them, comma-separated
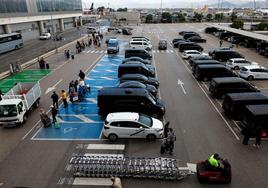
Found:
209,77 -> 259,99
191,60 -> 220,75
194,64 -> 237,81
97,88 -> 165,117
212,50 -> 244,62
118,64 -> 155,77
125,49 -> 152,60
240,105 -> 268,137
178,42 -> 203,52
189,56 -> 212,66
222,92 -> 268,120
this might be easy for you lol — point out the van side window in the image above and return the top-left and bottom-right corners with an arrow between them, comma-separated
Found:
118,121 -> 140,128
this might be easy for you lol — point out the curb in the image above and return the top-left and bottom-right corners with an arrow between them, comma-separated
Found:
0,34 -> 88,80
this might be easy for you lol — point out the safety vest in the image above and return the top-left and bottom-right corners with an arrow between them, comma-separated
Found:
208,154 -> 219,168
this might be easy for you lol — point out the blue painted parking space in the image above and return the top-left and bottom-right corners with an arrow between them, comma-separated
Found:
32,55 -> 123,140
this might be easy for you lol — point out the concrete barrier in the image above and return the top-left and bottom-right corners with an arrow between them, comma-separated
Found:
0,35 -> 88,80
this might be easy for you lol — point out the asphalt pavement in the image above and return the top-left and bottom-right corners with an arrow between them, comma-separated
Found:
1,23 -> 268,188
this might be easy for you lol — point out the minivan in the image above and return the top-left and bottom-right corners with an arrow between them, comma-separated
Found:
131,38 -> 151,44
118,64 -> 155,77
178,42 -> 203,52
129,41 -> 152,51
97,88 -> 165,117
125,49 -> 152,60
209,77 -> 259,99
191,60 -> 220,75
212,50 -> 244,62
107,39 -> 119,54
194,64 -> 237,81
222,92 -> 268,120
240,105 -> 268,137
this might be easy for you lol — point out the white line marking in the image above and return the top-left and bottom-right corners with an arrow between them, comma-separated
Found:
177,79 -> 187,95
95,50 -> 99,53
22,119 -> 41,140
84,153 -> 124,158
73,178 -> 112,186
90,50 -> 95,53
86,144 -> 125,150
75,115 -> 95,123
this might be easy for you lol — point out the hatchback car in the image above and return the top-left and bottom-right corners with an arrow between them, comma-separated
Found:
226,58 -> 258,70
182,50 -> 207,59
103,112 -> 164,141
120,74 -> 159,88
39,33 -> 51,40
239,65 -> 268,80
158,39 -> 168,50
187,36 -> 206,43
118,81 -> 157,97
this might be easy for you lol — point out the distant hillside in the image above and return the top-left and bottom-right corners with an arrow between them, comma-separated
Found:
209,1 -> 267,8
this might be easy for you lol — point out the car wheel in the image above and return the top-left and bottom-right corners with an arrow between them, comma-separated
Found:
234,66 -> 239,70
34,100 -> 40,108
247,76 -> 254,81
146,134 -> 156,141
15,45 -> 19,50
108,134 -> 118,141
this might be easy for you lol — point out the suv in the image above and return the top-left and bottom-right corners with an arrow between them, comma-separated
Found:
158,39 -> 167,50
118,64 -> 155,77
239,65 -> 268,80
103,112 -> 164,141
119,74 -> 159,88
125,49 -> 152,60
226,58 -> 258,70
178,42 -> 203,52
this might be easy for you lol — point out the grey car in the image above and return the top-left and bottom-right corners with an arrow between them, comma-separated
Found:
158,39 -> 167,50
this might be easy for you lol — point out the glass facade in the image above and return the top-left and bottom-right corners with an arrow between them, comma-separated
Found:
36,0 -> 82,12
0,0 -> 28,13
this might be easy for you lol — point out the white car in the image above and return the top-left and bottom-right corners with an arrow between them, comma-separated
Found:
103,112 -> 164,141
239,65 -> 268,80
182,50 -> 208,59
39,33 -> 51,40
129,41 -> 152,51
226,58 -> 258,70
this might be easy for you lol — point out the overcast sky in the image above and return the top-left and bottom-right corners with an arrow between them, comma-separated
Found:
82,0 -> 266,9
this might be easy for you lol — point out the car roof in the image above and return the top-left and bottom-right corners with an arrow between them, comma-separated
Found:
197,64 -> 226,68
227,92 -> 268,100
119,81 -> 145,86
229,58 -> 247,61
184,50 -> 200,53
98,87 -> 149,96
212,77 -> 246,83
106,112 -> 139,122
119,64 -> 146,68
121,73 -> 147,79
246,105 -> 268,115
0,99 -> 21,105
125,48 -> 146,52
242,65 -> 266,69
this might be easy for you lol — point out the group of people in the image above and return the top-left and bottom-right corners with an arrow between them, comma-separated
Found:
38,57 -> 49,69
161,121 -> 177,155
75,32 -> 103,54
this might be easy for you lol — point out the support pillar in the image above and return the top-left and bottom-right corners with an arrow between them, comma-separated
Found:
3,24 -> 11,34
37,20 -> 45,34
73,17 -> 77,27
59,18 -> 64,32
79,16 -> 83,26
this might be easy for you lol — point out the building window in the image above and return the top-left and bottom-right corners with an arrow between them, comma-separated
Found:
36,0 -> 82,12
0,0 -> 27,13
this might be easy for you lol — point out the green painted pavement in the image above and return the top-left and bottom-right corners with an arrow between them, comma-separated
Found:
0,69 -> 51,94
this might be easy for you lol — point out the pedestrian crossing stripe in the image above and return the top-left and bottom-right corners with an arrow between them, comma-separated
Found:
85,50 -> 105,54
152,50 -> 174,54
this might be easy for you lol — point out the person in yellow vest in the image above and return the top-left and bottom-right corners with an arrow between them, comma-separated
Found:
61,90 -> 68,108
208,153 -> 223,169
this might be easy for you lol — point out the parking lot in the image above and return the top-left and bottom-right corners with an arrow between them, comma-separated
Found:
1,23 -> 268,188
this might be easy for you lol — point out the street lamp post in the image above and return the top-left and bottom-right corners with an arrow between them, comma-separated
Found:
50,0 -> 57,53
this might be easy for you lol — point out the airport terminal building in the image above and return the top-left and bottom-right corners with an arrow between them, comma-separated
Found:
0,0 -> 83,41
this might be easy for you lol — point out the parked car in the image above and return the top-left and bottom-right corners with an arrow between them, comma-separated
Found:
178,42 -> 203,52
191,60 -> 220,75
208,47 -> 231,56
239,65 -> 268,80
125,49 -> 152,60
131,38 -> 151,44
182,50 -> 207,59
118,81 -> 157,97
183,33 -> 200,40
179,31 -> 195,35
129,41 -> 152,51
204,27 -> 219,33
122,29 -> 132,35
118,64 -> 155,77
187,36 -> 206,43
132,37 -> 150,43
103,112 -> 164,141
121,61 -> 155,72
173,39 -> 187,48
226,58 -> 258,70
39,33 -> 51,40
212,50 -> 244,62
209,77 -> 259,99
194,64 -> 237,81
107,39 -> 119,54
188,55 -> 212,66
97,88 -> 165,117
158,39 -> 167,50
244,38 -> 260,48
119,74 -> 159,88
122,57 -> 151,64
222,92 -> 268,120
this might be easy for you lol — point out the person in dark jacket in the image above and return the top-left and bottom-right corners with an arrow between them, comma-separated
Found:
78,70 -> 85,80
0,90 -> 3,101
242,126 -> 253,145
51,91 -> 59,109
164,121 -> 170,138
253,126 -> 262,148
167,128 -> 176,155
51,105 -> 58,123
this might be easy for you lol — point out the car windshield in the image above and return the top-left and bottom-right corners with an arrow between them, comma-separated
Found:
108,42 -> 118,47
241,67 -> 248,71
148,93 -> 156,105
138,114 -> 152,127
0,105 -> 18,117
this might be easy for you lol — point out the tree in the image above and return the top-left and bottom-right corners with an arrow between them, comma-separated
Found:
117,8 -> 127,12
206,14 -> 213,22
161,12 -> 172,23
193,13 -> 203,22
230,19 -> 244,29
214,13 -> 224,21
231,12 -> 237,22
145,14 -> 153,23
256,22 -> 268,30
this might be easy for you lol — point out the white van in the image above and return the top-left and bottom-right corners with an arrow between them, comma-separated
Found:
131,38 -> 151,44
87,27 -> 99,34
130,41 -> 152,51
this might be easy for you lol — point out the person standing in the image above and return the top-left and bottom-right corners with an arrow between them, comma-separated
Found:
164,121 -> 170,138
51,91 -> 59,109
253,126 -> 262,148
219,39 -> 223,47
79,70 -> 85,80
242,126 -> 253,145
61,90 -> 68,108
167,128 -> 176,155
51,105 -> 58,123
